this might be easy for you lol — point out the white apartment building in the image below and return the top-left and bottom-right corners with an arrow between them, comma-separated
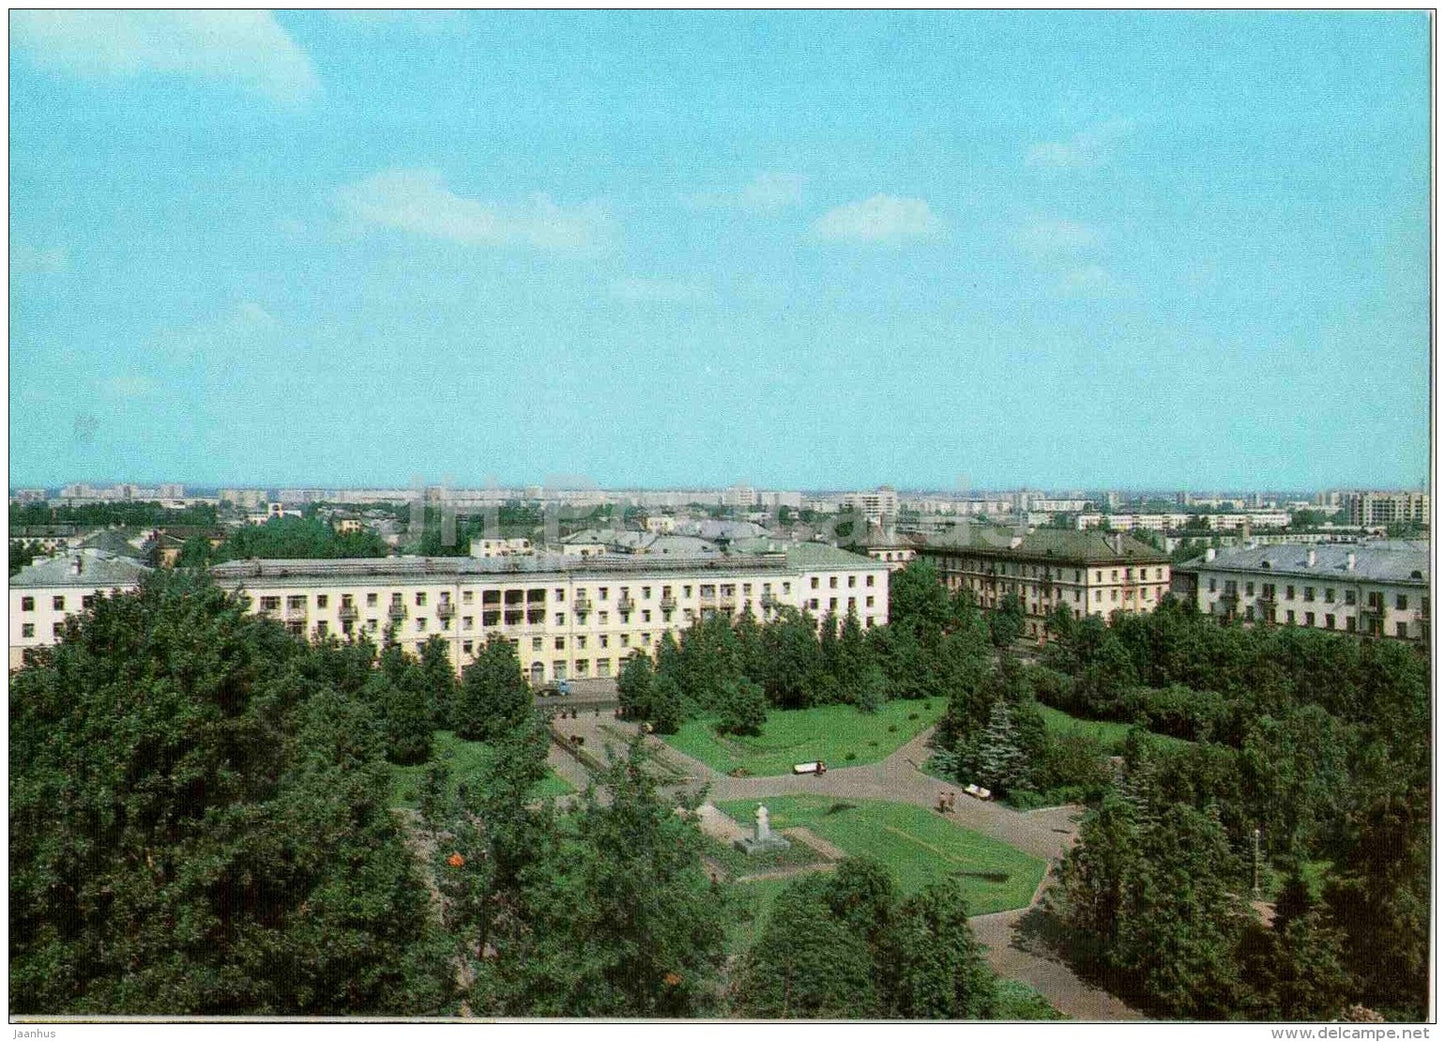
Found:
841,487 -> 900,524
9,550 -> 152,668
11,545 -> 889,679
1176,542 -> 1429,642
1342,491 -> 1430,527
916,531 -> 1173,640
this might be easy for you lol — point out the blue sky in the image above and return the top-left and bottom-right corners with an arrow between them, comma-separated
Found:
9,10 -> 1431,491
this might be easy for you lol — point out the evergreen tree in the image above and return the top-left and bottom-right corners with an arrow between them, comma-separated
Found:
716,678 -> 768,736
975,699 -> 1027,796
616,649 -> 655,721
455,635 -> 531,742
648,673 -> 685,735
418,634 -> 458,730
893,880 -> 996,1018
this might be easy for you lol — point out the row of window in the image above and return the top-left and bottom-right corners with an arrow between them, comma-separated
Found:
1209,580 -> 1428,614
937,560 -> 1167,583
19,594 -> 94,612
808,574 -> 877,590
1251,608 -> 1415,640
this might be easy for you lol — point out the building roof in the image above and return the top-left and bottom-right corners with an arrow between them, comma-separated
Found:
919,528 -> 1169,564
209,550 -> 795,586
77,528 -> 147,557
1176,541 -> 1429,584
780,541 -> 886,571
12,549 -> 151,588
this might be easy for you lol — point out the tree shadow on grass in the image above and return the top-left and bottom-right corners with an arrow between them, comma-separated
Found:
1010,905 -> 1139,1007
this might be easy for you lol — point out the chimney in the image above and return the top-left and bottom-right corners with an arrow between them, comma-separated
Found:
70,554 -> 83,576
1307,548 -> 1317,568
1346,551 -> 1356,572
1205,547 -> 1216,562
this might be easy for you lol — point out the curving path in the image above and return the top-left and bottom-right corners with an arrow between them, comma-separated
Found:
546,714 -> 1143,1021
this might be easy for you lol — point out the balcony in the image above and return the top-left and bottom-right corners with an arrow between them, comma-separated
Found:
719,597 -> 738,612
436,601 -> 456,619
338,604 -> 359,621
573,596 -> 593,616
1256,590 -> 1276,604
1360,604 -> 1385,619
760,592 -> 776,608
1219,591 -> 1239,604
617,596 -> 636,614
659,595 -> 677,611
387,602 -> 408,620
285,604 -> 308,620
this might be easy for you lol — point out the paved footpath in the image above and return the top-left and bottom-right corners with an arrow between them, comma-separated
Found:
546,712 -> 1142,1020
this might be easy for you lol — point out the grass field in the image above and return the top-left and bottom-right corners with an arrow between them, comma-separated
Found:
714,795 -> 1046,915
1037,704 -> 1192,753
389,730 -> 573,809
663,699 -> 943,777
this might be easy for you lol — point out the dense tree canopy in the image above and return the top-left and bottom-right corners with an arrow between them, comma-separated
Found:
10,571 -> 451,1014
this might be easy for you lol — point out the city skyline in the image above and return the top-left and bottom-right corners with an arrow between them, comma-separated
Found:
10,10 -> 1432,491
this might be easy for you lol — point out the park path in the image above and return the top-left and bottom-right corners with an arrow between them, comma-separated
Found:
546,710 -> 1143,1021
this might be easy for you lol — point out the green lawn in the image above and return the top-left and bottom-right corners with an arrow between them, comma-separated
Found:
390,730 -> 573,809
1037,704 -> 1193,753
664,699 -> 943,777
714,795 -> 1046,915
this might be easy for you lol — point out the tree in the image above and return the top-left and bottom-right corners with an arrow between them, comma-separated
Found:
472,741 -> 729,1016
647,673 -> 685,735
616,650 -> 655,721
888,559 -> 952,644
455,636 -> 531,742
716,678 -> 768,736
732,873 -> 879,1018
987,593 -> 1026,648
1266,867 -> 1351,1020
418,634 -> 458,730
9,571 -> 451,1014
893,880 -> 996,1018
761,608 -> 823,709
975,699 -> 1027,796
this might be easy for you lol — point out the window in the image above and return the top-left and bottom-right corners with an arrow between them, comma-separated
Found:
17,595 -> 34,612
1287,610 -> 1295,624
1305,612 -> 1315,627
600,634 -> 609,648
1346,617 -> 1357,632
1325,588 -> 1335,603
866,575 -> 874,587
621,633 -> 631,647
555,637 -> 565,651
599,610 -> 610,625
52,623 -> 65,638
810,598 -> 819,610
262,596 -> 282,611
288,595 -> 305,610
642,586 -> 652,599
316,621 -> 329,637
415,592 -> 427,607
642,633 -> 651,645
1111,570 -> 1118,581
463,640 -> 474,655
782,582 -> 791,594
684,585 -> 693,597
847,575 -> 856,588
829,598 -> 838,610
1303,587 -> 1314,603
866,596 -> 874,607
21,623 -> 34,638
555,613 -> 565,626
1208,578 -> 1216,593
577,636 -> 587,649
829,576 -> 838,589
82,595 -> 94,608
1396,622 -> 1409,638
316,594 -> 328,608
598,659 -> 612,677
367,618 -> 378,631
1286,585 -> 1295,600
1245,582 -> 1254,596
53,596 -> 65,611
1396,594 -> 1409,611
575,659 -> 588,676
367,592 -> 378,606
1111,590 -> 1118,602
556,588 -> 566,601
811,577 -> 820,589
1326,614 -> 1336,629
416,618 -> 427,632
1345,589 -> 1357,605
463,616 -> 473,629
533,636 -> 543,651
1094,590 -> 1102,602
463,590 -> 474,604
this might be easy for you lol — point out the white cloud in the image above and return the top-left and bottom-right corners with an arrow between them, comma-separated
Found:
1015,218 -> 1102,259
811,195 -> 942,244
11,244 -> 68,274
100,372 -> 157,399
608,278 -> 703,303
333,169 -> 614,253
684,173 -> 805,214
1026,118 -> 1132,170
11,10 -> 319,104
1061,264 -> 1115,295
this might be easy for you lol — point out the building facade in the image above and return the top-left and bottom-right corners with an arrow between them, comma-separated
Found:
9,550 -> 153,668
915,531 -> 1172,639
1342,491 -> 1430,527
1175,541 -> 1429,642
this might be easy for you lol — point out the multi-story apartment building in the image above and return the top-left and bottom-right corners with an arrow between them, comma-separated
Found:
1342,491 -> 1430,527
1175,541 -> 1429,642
11,544 -> 889,679
841,487 -> 900,525
9,550 -> 152,668
915,530 -> 1172,639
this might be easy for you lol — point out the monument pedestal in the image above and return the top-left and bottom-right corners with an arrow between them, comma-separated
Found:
734,803 -> 792,856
